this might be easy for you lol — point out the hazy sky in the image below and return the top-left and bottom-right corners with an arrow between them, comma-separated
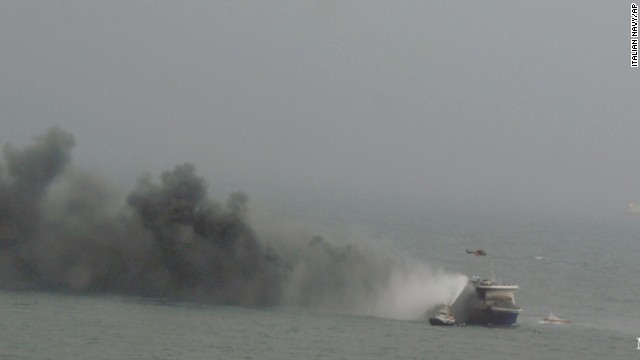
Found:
1,1 -> 637,220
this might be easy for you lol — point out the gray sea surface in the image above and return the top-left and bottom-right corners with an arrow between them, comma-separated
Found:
1,212 -> 638,359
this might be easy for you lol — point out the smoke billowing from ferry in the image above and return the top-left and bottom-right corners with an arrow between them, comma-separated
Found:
0,127 -> 466,319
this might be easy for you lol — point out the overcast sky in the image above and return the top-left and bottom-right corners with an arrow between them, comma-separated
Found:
1,1 -> 637,221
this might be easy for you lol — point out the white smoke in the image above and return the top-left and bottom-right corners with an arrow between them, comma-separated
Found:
369,260 -> 468,320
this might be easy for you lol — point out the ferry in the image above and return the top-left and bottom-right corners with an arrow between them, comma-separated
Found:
451,274 -> 522,326
467,276 -> 521,325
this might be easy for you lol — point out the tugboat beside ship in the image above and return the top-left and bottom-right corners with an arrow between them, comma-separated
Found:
428,305 -> 465,326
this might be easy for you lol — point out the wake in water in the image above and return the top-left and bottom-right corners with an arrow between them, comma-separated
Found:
0,127 -> 466,320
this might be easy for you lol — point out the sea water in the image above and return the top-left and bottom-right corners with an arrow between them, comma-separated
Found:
1,212 -> 638,359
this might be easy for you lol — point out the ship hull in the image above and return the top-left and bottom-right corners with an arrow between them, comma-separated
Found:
428,318 -> 454,326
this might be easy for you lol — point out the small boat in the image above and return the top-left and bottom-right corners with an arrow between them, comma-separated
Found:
429,305 -> 463,326
541,312 -> 571,324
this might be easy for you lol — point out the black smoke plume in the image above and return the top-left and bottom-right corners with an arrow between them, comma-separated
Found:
0,127 -> 466,318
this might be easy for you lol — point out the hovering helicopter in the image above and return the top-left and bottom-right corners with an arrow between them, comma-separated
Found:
465,249 -> 487,256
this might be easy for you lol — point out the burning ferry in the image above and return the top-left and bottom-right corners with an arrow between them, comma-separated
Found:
450,274 -> 522,326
